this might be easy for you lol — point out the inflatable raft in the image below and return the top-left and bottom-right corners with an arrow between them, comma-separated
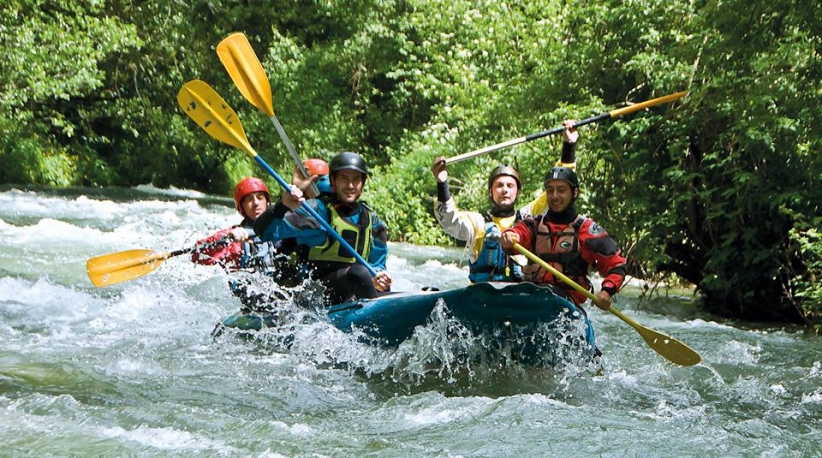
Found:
218,282 -> 596,366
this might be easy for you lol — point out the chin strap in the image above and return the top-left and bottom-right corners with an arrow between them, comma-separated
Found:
488,205 -> 516,218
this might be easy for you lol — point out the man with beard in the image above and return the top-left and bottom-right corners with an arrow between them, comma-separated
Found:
430,120 -> 579,283
499,166 -> 627,311
254,152 -> 393,304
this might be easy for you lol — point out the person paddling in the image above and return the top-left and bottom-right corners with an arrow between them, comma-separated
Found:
499,166 -> 627,311
192,157 -> 332,270
190,177 -> 271,270
254,152 -> 393,305
192,160 -> 331,305
430,120 -> 579,283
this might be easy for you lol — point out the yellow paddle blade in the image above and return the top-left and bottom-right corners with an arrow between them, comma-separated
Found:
610,307 -> 702,366
216,32 -> 275,117
217,33 -> 319,196
513,242 -> 702,366
176,80 -> 257,157
608,91 -> 688,118
86,249 -> 170,287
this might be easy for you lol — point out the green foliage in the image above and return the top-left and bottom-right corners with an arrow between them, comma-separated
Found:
788,222 -> 822,322
563,0 -> 822,323
0,0 -> 820,323
0,0 -> 141,185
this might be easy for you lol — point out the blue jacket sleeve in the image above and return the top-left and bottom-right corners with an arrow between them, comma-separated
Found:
368,213 -> 389,271
260,199 -> 331,248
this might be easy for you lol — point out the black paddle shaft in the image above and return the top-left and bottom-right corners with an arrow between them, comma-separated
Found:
524,113 -> 611,143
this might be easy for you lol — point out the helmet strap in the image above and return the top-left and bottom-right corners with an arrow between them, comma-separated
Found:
489,202 -> 516,218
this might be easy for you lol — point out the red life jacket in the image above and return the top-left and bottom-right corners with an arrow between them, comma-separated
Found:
522,214 -> 590,304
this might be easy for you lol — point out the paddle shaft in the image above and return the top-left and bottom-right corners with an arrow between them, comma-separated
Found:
217,33 -> 319,196
178,80 -> 376,276
513,242 -> 701,366
268,115 -> 320,197
513,242 -> 597,301
446,91 -> 687,164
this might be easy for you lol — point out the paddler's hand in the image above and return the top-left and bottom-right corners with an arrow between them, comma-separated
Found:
500,231 -> 519,250
562,119 -> 578,144
292,169 -> 321,199
228,227 -> 250,242
281,185 -> 305,210
373,271 -> 393,292
593,290 -> 612,311
431,156 -> 448,183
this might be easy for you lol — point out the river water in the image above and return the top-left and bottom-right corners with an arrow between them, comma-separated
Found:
1,186 -> 820,457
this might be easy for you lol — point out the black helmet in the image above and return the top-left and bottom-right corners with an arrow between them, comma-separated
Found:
329,152 -> 368,176
488,165 -> 521,190
543,166 -> 579,190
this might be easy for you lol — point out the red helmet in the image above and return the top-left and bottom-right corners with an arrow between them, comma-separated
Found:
233,177 -> 270,213
303,158 -> 329,176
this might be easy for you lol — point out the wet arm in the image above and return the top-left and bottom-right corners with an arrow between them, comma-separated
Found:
583,231 -> 628,296
254,200 -> 329,247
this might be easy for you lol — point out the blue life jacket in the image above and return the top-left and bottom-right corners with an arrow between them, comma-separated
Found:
469,221 -> 523,283
231,226 -> 301,305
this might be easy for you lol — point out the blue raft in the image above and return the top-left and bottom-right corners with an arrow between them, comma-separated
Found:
219,282 -> 596,365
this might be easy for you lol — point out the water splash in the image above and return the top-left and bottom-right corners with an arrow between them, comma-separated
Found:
211,275 -> 601,395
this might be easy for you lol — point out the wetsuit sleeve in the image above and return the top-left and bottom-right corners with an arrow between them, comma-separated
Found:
579,219 -> 627,296
369,214 -> 389,271
501,218 -> 535,254
368,239 -> 388,272
275,199 -> 332,247
555,141 -> 577,169
436,181 -> 451,202
253,202 -> 289,240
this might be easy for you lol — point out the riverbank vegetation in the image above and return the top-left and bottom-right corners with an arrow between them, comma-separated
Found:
1,0 -> 820,325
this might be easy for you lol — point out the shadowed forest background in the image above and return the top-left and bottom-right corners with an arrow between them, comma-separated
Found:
1,0 -> 820,325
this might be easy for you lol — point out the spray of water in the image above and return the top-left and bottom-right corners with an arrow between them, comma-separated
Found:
210,272 -> 602,396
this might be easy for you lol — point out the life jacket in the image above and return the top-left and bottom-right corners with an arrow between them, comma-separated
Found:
523,214 -> 590,293
305,201 -> 373,277
235,225 -> 294,271
234,225 -> 260,270
238,237 -> 297,269
469,211 -> 525,283
230,231 -> 303,307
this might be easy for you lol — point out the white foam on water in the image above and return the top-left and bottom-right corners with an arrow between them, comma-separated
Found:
133,183 -> 212,199
101,425 -> 232,452
801,388 -> 822,404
